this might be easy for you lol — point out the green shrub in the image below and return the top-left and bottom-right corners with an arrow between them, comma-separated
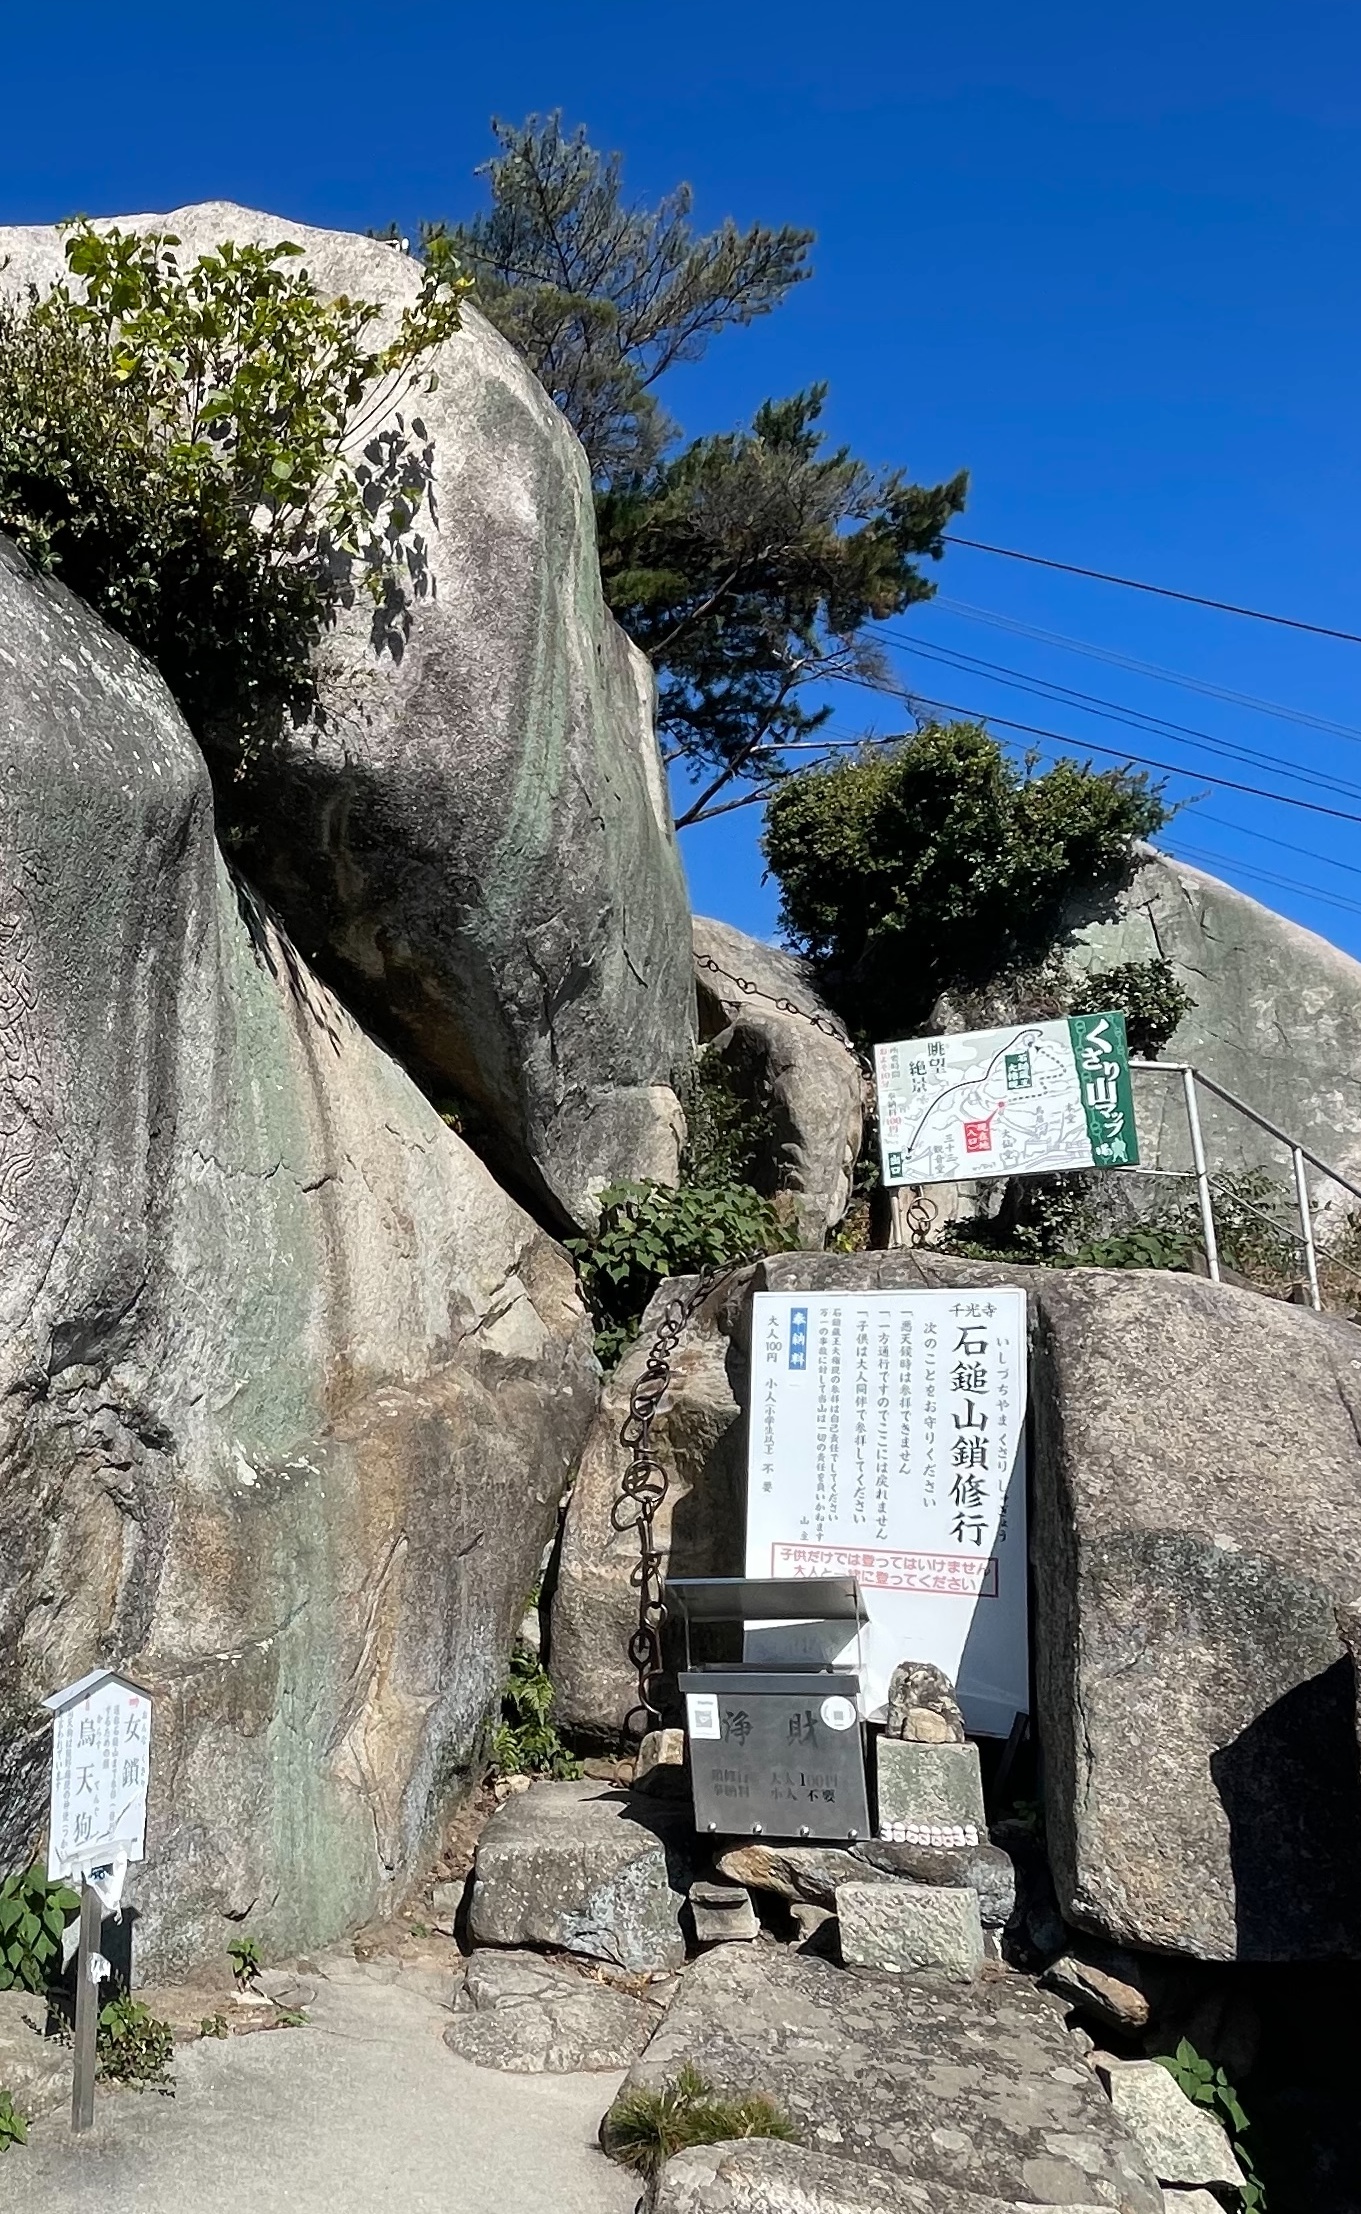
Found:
0,1864 -> 80,1993
0,220 -> 466,763
96,1994 -> 175,2094
1053,1226 -> 1195,1272
490,1640 -> 581,1780
603,2062 -> 800,2178
0,2092 -> 27,2151
1156,2040 -> 1264,2210
567,1178 -> 793,1367
763,723 -> 1166,1043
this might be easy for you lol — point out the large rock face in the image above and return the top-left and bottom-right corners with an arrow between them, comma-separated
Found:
0,203 -> 695,1231
1067,846 -> 1361,1201
693,916 -> 863,1241
553,1249 -> 1361,1960
0,540 -> 598,1975
1032,1267 -> 1361,1961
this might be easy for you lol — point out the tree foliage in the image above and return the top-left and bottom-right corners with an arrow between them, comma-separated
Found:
0,221 -> 466,756
762,721 -> 1167,1040
431,112 -> 812,484
597,388 -> 967,823
426,117 -> 966,817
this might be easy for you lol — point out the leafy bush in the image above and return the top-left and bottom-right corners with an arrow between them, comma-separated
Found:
97,1994 -> 175,2094
0,220 -> 466,761
490,1640 -> 581,1780
0,2091 -> 26,2151
0,1864 -> 79,1993
603,2062 -> 800,2178
568,1179 -> 793,1367
1157,2040 -> 1264,2210
1052,1226 -> 1195,1271
763,723 -> 1166,1043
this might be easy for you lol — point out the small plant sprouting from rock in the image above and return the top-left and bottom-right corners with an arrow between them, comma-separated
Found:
1156,2040 -> 1265,2212
228,1935 -> 262,1988
199,2014 -> 229,2040
0,2091 -> 27,2151
96,1994 -> 175,2095
0,1863 -> 80,1993
603,2062 -> 800,2178
490,1640 -> 581,1781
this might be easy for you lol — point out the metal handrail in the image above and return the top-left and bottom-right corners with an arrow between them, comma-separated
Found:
1129,1058 -> 1361,1310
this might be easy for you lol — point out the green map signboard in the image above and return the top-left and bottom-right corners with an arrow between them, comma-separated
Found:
875,1011 -> 1139,1187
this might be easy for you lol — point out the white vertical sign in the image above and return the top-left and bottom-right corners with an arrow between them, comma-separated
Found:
44,1670 -> 152,1879
745,1288 -> 1028,1736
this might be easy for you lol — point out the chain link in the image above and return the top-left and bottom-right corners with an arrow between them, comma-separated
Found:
695,952 -> 866,1066
610,958 -> 942,1737
613,1264 -> 737,1737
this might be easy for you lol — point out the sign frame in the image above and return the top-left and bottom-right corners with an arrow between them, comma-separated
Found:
875,1011 -> 1139,1188
743,1287 -> 1029,1737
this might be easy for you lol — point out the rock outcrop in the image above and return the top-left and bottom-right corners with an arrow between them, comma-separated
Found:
693,916 -> 863,1241
606,1944 -> 1162,2212
554,1248 -> 1361,1961
1032,1266 -> 1361,1961
1067,845 -> 1361,1200
0,204 -> 695,1231
0,540 -> 598,1976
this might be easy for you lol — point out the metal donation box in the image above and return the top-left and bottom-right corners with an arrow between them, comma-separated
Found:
669,1575 -> 871,1843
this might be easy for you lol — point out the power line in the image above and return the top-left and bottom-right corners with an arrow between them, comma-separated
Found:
1196,812 -> 1361,883
942,535 -> 1361,647
931,597 -> 1361,748
877,633 -> 1361,804
824,667 -> 1361,828
1166,842 -> 1361,922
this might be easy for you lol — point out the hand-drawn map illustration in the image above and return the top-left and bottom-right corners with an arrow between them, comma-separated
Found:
875,1012 -> 1139,1186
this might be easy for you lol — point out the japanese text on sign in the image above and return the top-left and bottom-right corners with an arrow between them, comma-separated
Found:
875,1012 -> 1139,1186
745,1289 -> 1029,1735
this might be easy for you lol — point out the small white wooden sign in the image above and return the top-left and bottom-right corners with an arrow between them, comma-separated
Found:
744,1288 -> 1029,1736
43,1670 -> 152,1880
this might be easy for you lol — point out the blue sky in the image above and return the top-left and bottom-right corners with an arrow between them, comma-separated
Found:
6,2 -> 1361,957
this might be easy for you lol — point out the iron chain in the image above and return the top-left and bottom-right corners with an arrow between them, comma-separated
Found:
611,959 -> 935,1737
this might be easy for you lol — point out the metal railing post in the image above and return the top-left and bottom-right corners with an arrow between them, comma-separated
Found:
1291,1145 -> 1323,1312
1181,1067 -> 1221,1282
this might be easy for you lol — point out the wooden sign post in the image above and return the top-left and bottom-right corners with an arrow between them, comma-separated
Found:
41,1670 -> 153,2134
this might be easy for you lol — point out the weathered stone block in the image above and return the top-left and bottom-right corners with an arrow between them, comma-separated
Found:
1034,1269 -> 1361,1961
1097,2060 -> 1244,2191
608,1944 -> 1161,2211
874,1737 -> 986,1833
688,1877 -> 759,1944
442,1949 -> 657,2072
468,1781 -> 690,1972
835,1881 -> 983,1978
718,1834 -> 1014,1929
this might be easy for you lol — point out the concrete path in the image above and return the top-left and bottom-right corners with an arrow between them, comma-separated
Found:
3,1953 -> 639,2214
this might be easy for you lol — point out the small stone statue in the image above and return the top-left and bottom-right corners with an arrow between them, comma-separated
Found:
884,1660 -> 966,1744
